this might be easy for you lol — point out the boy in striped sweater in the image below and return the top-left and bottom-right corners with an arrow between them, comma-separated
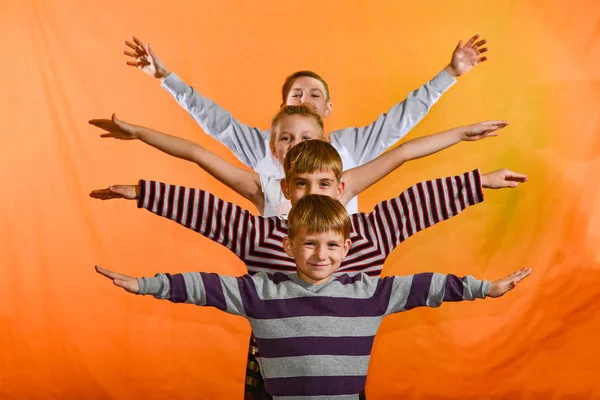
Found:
96,194 -> 531,399
90,139 -> 527,398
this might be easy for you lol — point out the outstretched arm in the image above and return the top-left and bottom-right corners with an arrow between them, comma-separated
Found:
341,120 -> 508,203
89,114 -> 264,212
89,182 -> 295,274
330,34 -> 489,167
121,36 -> 270,170
382,267 -> 531,315
94,265 -> 250,317
89,183 -> 255,259
354,168 -> 527,270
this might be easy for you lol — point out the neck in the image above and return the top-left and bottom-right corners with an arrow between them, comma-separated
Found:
295,271 -> 333,286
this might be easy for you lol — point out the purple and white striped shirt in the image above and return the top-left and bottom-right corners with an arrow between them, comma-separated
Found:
138,270 -> 490,399
137,170 -> 484,276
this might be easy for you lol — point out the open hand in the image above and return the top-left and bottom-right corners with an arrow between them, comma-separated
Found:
95,265 -> 140,294
89,185 -> 139,200
123,36 -> 170,79
464,120 -> 508,141
447,34 -> 488,77
89,114 -> 137,140
488,268 -> 532,298
481,169 -> 528,189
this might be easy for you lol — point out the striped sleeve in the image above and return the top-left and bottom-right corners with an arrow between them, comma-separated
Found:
138,272 -> 249,317
362,169 -> 484,258
136,180 -> 258,262
379,273 -> 490,315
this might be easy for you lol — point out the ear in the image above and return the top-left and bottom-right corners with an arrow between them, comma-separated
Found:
323,101 -> 333,118
280,179 -> 291,200
342,239 -> 352,258
334,180 -> 345,201
283,236 -> 294,258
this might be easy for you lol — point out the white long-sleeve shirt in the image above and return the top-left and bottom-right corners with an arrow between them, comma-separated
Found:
161,70 -> 456,216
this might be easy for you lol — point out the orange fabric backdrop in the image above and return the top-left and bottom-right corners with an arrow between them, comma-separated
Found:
2,0 -> 599,398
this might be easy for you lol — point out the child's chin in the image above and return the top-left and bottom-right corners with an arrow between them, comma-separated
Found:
311,271 -> 331,280
310,267 -> 330,277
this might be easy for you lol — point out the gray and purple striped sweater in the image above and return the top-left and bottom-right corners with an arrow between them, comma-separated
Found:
138,270 -> 490,399
136,170 -> 484,276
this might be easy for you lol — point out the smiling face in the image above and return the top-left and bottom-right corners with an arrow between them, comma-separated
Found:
284,76 -> 333,118
284,228 -> 351,285
271,114 -> 324,164
284,194 -> 352,285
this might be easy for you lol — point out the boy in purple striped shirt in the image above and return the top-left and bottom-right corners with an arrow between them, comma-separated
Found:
91,139 -> 527,277
90,139 -> 528,398
96,194 -> 531,399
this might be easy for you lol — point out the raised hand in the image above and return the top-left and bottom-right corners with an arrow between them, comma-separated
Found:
95,265 -> 140,294
89,114 -> 138,140
464,120 -> 509,141
122,36 -> 170,79
481,169 -> 528,189
446,34 -> 488,77
89,185 -> 139,200
488,268 -> 532,298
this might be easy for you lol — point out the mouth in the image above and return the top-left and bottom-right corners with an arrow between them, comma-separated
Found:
308,263 -> 331,268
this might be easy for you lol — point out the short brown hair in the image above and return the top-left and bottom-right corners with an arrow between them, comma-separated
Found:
281,71 -> 330,103
287,194 -> 351,240
283,140 -> 342,182
270,104 -> 325,156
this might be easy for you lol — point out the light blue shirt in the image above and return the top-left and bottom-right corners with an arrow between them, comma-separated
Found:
161,70 -> 456,216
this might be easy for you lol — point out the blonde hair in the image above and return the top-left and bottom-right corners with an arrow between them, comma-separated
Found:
287,194 -> 351,240
270,104 -> 325,156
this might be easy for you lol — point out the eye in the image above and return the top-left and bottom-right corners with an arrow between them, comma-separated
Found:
320,182 -> 331,188
328,243 -> 340,248
296,181 -> 306,187
280,136 -> 291,142
311,94 -> 321,98
292,94 -> 301,98
302,136 -> 312,141
304,241 -> 316,247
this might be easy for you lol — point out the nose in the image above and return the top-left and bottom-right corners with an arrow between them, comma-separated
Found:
315,244 -> 328,260
307,183 -> 320,195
